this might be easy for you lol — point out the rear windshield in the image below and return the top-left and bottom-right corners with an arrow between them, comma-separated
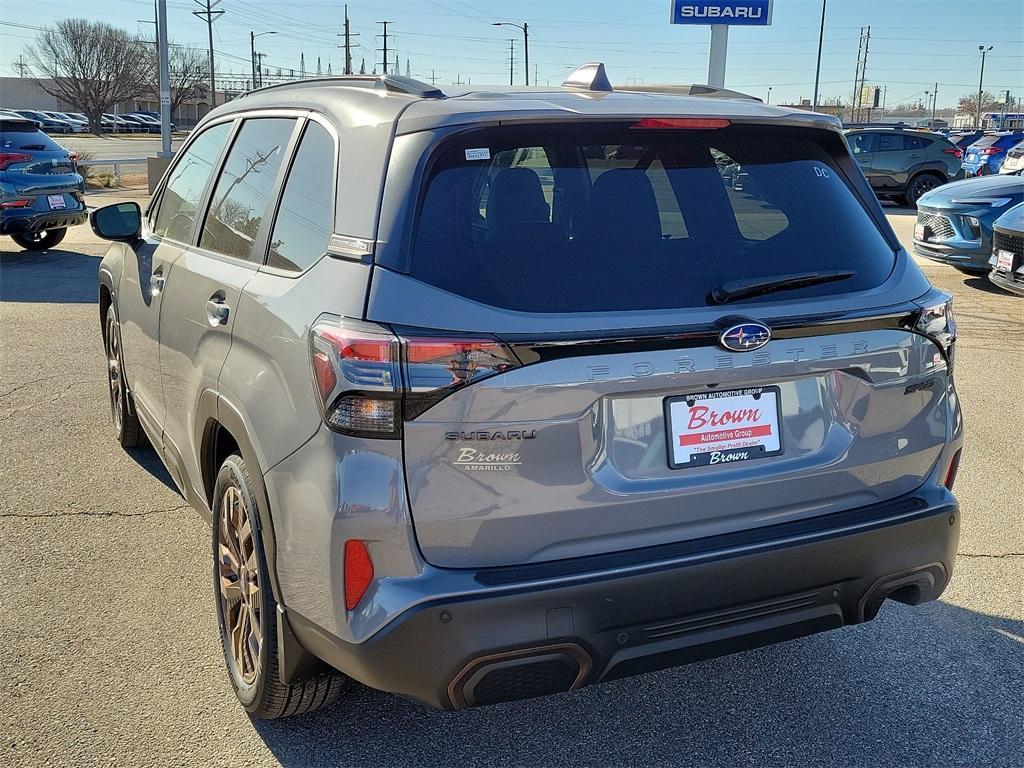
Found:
0,121 -> 61,151
970,136 -> 999,149
408,123 -> 895,312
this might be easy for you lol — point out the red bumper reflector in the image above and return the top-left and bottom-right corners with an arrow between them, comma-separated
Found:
631,117 -> 731,130
344,539 -> 374,610
944,449 -> 962,490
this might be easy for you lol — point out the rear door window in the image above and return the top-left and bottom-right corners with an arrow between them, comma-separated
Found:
200,117 -> 295,261
408,123 -> 895,313
266,120 -> 335,272
903,135 -> 932,150
152,121 -> 232,242
876,134 -> 903,152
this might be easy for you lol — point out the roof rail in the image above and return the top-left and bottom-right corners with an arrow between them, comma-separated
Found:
562,62 -> 613,93
244,74 -> 445,99
619,83 -> 760,101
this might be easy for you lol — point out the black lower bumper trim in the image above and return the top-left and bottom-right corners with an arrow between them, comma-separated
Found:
289,488 -> 959,709
1,211 -> 86,234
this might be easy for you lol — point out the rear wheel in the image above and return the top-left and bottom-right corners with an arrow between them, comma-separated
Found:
213,454 -> 346,719
11,228 -> 67,251
905,173 -> 944,207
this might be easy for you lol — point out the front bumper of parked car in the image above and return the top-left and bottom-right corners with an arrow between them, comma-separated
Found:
913,204 -> 998,272
287,484 -> 960,710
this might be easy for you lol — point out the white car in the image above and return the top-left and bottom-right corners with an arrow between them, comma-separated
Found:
42,112 -> 88,133
998,138 -> 1024,175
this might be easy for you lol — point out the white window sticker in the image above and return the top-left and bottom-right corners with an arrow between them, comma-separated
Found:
464,147 -> 491,161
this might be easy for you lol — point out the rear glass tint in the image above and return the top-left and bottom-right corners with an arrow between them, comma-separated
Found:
408,124 -> 894,312
0,121 -> 61,151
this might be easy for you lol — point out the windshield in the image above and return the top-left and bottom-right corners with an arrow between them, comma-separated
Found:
408,123 -> 895,313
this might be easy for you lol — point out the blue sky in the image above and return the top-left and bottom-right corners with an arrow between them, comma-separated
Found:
2,0 -> 1021,109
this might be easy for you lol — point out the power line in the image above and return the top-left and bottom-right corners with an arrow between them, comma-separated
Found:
192,0 -> 224,106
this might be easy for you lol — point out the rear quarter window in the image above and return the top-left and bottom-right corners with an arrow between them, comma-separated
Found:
407,123 -> 895,313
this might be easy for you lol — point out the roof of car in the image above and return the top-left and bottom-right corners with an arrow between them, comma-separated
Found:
209,65 -> 842,136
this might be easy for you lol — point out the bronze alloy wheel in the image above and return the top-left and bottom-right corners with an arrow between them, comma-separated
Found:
218,485 -> 263,686
104,310 -> 124,434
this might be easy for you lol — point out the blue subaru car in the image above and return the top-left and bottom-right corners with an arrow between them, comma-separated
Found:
962,132 -> 1024,176
913,172 -> 1024,274
1,116 -> 86,250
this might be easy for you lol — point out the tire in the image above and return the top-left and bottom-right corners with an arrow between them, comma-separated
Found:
103,304 -> 145,448
11,227 -> 67,251
906,173 -> 944,207
212,454 -> 346,719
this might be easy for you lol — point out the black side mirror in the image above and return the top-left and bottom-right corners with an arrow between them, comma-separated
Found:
90,202 -> 141,242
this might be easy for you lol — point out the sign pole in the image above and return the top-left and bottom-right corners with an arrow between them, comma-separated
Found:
157,0 -> 172,158
708,24 -> 728,87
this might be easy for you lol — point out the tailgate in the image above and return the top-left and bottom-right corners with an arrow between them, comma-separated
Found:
403,329 -> 949,568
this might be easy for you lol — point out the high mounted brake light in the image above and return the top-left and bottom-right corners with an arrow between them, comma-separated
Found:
630,118 -> 731,130
310,317 -> 519,436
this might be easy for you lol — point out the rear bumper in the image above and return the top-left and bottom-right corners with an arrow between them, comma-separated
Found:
1,208 -> 87,234
290,486 -> 960,709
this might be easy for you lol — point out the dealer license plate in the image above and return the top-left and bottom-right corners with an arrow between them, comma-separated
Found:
996,249 -> 1016,272
47,194 -> 66,210
665,386 -> 783,469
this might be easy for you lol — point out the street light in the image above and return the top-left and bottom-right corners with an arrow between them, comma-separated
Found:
977,45 -> 993,130
492,21 -> 529,86
766,86 -> 772,104
250,30 -> 277,89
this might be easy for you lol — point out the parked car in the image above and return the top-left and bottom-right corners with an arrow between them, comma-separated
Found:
962,131 -> 1024,176
117,114 -> 155,133
14,109 -> 73,134
997,138 -> 1024,175
912,173 -> 1024,274
987,202 -> 1024,295
845,126 -> 963,206
948,130 -> 985,150
41,110 -> 88,133
91,68 -> 963,719
1,116 -> 86,250
129,112 -> 175,132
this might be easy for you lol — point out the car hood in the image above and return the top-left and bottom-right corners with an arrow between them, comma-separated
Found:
919,174 -> 1024,207
994,201 -> 1024,232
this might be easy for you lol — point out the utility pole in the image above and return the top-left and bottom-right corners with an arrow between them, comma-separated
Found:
341,5 -> 357,75
193,0 -> 224,108
430,69 -> 437,85
977,45 -> 993,130
492,21 -> 529,86
453,74 -> 464,85
376,20 -> 393,75
812,0 -> 826,110
507,38 -> 515,86
851,25 -> 870,122
157,0 -> 172,157
931,82 -> 938,126
256,52 -> 267,87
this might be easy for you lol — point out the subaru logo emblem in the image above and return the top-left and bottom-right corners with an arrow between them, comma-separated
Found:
719,322 -> 771,352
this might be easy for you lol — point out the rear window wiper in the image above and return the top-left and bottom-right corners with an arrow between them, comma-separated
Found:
710,270 -> 856,304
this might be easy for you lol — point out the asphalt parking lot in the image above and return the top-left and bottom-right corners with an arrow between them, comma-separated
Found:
1,196 -> 1021,768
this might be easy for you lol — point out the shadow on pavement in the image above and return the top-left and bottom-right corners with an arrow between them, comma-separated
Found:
252,601 -> 1022,767
125,444 -> 179,494
964,275 -> 1020,298
0,247 -> 99,303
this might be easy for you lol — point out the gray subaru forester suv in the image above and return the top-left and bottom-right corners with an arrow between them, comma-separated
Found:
91,66 -> 963,718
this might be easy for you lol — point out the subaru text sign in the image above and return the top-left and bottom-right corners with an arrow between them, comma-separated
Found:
670,0 -> 773,26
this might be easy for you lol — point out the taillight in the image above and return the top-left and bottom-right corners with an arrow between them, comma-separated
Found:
943,147 -> 963,159
343,539 -> 374,610
0,199 -> 31,208
913,291 -> 957,370
631,117 -> 731,130
310,317 -> 520,435
0,152 -> 32,170
981,146 -> 1003,156
943,449 -> 962,490
310,318 -> 401,438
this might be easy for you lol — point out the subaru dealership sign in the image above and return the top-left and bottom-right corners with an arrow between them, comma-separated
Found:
670,0 -> 773,26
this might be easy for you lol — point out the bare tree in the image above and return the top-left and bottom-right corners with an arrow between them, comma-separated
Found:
958,90 -> 1001,117
148,45 -> 209,122
26,19 -> 151,133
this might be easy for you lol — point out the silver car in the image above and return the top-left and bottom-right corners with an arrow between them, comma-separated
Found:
91,66 -> 963,718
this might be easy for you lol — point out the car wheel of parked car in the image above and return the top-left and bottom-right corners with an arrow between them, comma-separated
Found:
213,453 -> 346,719
906,173 -> 944,207
104,305 -> 145,448
11,227 -> 67,251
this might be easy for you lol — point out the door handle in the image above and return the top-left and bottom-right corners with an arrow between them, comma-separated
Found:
206,296 -> 230,326
149,271 -> 165,296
